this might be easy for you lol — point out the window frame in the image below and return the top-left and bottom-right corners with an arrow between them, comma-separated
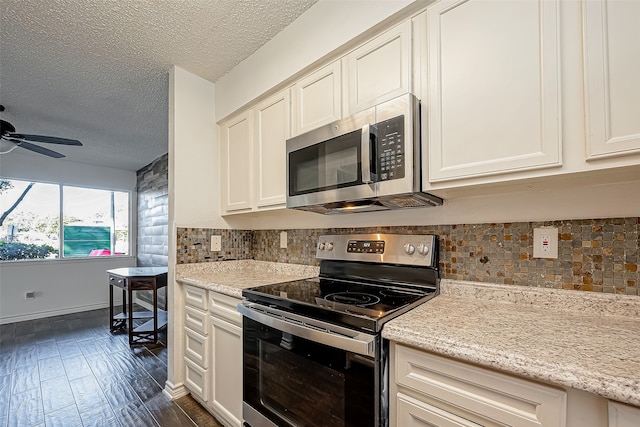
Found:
0,178 -> 134,262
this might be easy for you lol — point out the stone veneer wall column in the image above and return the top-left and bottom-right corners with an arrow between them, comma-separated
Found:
137,153 -> 168,309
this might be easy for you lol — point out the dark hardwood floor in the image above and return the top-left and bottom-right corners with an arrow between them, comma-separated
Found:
0,308 -> 223,427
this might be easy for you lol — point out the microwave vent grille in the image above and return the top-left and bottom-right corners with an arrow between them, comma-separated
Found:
379,193 -> 443,209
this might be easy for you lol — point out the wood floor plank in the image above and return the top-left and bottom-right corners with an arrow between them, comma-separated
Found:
2,307 -> 222,427
37,355 -> 66,381
44,404 -> 83,427
113,400 -> 158,427
62,354 -> 94,380
10,365 -> 39,394
8,388 -> 44,427
79,405 -> 121,427
41,376 -> 76,414
69,375 -> 110,413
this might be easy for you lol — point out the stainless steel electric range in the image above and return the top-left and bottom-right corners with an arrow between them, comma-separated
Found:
238,233 -> 440,427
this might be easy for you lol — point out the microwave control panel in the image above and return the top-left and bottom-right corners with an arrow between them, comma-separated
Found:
375,115 -> 405,181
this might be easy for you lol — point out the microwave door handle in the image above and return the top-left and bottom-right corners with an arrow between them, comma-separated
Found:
361,124 -> 373,184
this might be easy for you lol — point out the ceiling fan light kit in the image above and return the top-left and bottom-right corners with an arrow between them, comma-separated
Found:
0,105 -> 83,158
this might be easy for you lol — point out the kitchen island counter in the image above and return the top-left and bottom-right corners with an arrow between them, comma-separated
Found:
383,280 -> 640,407
176,260 -> 319,298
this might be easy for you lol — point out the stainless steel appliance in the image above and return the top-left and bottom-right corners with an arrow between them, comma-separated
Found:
238,233 -> 440,427
286,94 -> 443,214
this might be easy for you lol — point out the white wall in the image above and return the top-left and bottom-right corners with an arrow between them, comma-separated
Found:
215,0 -> 414,119
165,66 -> 217,399
0,151 -> 137,323
0,257 -> 136,323
0,150 -> 136,190
171,67 -> 219,228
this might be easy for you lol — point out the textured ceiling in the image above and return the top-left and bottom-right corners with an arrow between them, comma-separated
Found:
0,0 -> 318,171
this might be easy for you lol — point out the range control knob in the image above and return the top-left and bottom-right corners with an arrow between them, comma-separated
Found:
417,243 -> 430,255
325,242 -> 334,251
403,243 -> 416,255
317,242 -> 325,251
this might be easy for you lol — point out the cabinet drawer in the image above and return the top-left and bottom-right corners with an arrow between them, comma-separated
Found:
185,306 -> 208,336
185,327 -> 208,369
184,357 -> 208,402
108,274 -> 125,287
397,393 -> 481,427
395,344 -> 566,427
210,292 -> 242,326
184,285 -> 208,311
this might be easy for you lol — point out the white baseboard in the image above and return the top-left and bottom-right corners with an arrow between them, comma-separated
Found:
0,301 -> 122,325
163,381 -> 189,400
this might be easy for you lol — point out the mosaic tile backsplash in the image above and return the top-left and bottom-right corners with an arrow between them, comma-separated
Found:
177,217 -> 640,295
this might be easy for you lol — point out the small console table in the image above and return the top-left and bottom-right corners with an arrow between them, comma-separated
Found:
107,267 -> 168,346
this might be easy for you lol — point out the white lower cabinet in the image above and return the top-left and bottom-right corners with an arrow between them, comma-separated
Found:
183,285 -> 209,403
390,343 -> 567,427
397,393 -> 482,427
208,292 -> 243,427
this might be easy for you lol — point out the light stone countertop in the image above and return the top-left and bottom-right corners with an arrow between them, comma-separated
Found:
382,279 -> 640,407
175,260 -> 319,298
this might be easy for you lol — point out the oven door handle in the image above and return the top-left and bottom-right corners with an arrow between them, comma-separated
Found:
238,302 -> 377,357
361,123 -> 374,184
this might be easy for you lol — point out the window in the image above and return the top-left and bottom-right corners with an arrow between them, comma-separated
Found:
0,179 -> 130,261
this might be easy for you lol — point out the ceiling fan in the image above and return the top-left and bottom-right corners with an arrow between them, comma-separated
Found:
0,105 -> 83,158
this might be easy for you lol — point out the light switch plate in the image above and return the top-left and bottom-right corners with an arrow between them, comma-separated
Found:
280,231 -> 287,249
533,227 -> 558,259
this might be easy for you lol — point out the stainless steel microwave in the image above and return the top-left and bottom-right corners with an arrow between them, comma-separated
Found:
286,94 -> 443,214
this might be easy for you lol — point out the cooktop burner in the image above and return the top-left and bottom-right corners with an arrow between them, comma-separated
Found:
324,292 -> 380,306
242,277 -> 436,332
242,234 -> 440,332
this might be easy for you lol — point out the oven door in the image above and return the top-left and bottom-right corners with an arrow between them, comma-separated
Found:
239,302 -> 384,427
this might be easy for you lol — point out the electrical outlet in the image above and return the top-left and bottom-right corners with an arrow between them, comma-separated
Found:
211,235 -> 222,252
280,231 -> 287,249
25,291 -> 35,300
533,227 -> 558,258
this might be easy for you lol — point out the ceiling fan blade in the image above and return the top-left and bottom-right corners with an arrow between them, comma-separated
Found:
8,133 -> 82,146
12,140 -> 66,158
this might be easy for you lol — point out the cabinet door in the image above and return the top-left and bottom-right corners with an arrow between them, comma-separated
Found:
210,315 -> 242,427
395,344 -> 567,427
609,401 -> 640,427
253,89 -> 290,209
220,110 -> 253,213
345,21 -> 411,115
184,357 -> 208,402
583,0 -> 640,159
426,0 -> 561,183
291,61 -> 342,136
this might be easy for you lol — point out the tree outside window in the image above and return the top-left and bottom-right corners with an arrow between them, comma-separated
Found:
0,179 -> 130,261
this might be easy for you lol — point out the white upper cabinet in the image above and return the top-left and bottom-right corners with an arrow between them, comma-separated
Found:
609,401 -> 640,427
253,89 -> 290,209
344,21 -> 412,115
220,110 -> 252,214
291,60 -> 342,136
583,0 -> 640,159
426,0 -> 562,183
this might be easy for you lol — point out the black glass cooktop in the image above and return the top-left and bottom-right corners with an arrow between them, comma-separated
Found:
242,277 -> 436,332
